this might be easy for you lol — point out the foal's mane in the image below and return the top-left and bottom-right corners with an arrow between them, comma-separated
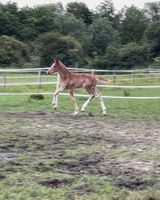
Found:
57,60 -> 71,72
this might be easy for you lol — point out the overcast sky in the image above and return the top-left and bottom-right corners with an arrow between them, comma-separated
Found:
0,0 -> 157,11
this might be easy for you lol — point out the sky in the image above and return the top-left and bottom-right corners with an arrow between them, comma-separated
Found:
0,0 -> 157,11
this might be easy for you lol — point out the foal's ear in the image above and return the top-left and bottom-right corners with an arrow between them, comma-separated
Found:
54,59 -> 59,65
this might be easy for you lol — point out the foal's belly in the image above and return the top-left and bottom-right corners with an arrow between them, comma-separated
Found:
74,81 -> 84,88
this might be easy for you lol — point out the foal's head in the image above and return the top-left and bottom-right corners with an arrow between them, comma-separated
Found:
47,59 -> 59,74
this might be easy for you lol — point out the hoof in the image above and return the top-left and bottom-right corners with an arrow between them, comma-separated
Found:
72,111 -> 79,116
102,110 -> 107,115
88,112 -> 94,117
52,107 -> 57,112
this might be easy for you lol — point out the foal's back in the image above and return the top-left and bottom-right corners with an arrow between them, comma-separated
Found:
71,73 -> 97,88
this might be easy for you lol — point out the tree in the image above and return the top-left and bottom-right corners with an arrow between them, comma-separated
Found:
16,8 -> 38,41
103,44 -> 120,68
95,0 -> 115,22
59,13 -> 92,55
0,2 -> 21,37
0,35 -> 29,67
66,2 -> 93,24
0,2 -> 18,14
145,20 -> 160,58
119,6 -> 148,44
59,14 -> 86,41
144,2 -> 160,21
90,17 -> 120,56
31,5 -> 61,35
36,32 -> 83,66
105,42 -> 148,69
0,1 -> 155,69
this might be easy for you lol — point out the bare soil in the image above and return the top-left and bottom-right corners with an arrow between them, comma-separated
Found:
0,112 -> 160,191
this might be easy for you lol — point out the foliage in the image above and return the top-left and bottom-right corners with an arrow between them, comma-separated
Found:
119,6 -> 149,44
145,20 -> 160,58
0,1 -> 160,69
0,2 -> 20,37
149,56 -> 160,68
112,42 -> 148,69
91,42 -> 148,69
90,17 -> 119,56
36,32 -> 83,66
95,0 -> 116,23
145,1 -> 160,21
66,2 -> 93,24
0,35 -> 29,67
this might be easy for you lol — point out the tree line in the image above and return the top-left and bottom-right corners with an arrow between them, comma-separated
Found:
0,0 -> 160,69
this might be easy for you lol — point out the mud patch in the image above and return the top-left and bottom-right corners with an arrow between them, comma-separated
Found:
74,185 -> 94,195
0,174 -> 6,180
40,178 -> 73,189
0,152 -> 19,163
57,153 -> 105,173
116,178 -> 154,190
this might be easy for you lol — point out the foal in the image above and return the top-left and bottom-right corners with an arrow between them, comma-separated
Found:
47,60 -> 108,115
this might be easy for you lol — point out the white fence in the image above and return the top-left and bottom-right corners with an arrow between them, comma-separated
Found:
0,67 -> 160,101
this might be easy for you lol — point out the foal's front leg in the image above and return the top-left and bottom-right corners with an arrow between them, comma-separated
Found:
52,85 -> 64,110
69,89 -> 79,115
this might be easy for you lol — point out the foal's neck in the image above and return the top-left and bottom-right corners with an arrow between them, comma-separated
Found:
57,61 -> 71,81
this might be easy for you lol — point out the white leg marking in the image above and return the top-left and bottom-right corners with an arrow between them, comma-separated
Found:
81,95 -> 95,112
52,85 -> 64,109
95,90 -> 106,114
69,90 -> 79,115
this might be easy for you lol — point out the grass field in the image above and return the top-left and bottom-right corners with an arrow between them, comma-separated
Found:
0,72 -> 160,199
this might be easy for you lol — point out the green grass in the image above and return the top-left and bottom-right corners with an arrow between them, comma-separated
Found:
0,72 -> 160,117
0,95 -> 160,119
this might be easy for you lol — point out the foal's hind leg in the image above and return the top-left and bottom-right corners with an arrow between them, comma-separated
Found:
81,87 -> 95,112
69,89 -> 79,115
95,89 -> 106,115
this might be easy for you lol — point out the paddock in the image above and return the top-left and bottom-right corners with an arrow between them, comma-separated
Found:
0,67 -> 160,199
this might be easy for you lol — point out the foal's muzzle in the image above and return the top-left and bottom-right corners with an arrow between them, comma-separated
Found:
47,70 -> 51,74
47,69 -> 56,75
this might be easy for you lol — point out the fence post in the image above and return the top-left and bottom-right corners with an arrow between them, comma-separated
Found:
113,72 -> 116,83
54,73 -> 60,108
3,72 -> 7,91
132,70 -> 135,85
38,70 -> 42,89
148,68 -> 152,81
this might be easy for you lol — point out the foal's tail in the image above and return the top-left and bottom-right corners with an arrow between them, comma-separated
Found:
96,76 -> 112,85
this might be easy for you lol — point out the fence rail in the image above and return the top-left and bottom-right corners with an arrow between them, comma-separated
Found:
0,67 -> 160,73
0,81 -> 160,88
0,92 -> 160,100
0,67 -> 160,100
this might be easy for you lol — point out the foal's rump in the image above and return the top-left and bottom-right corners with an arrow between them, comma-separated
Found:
70,73 -> 111,88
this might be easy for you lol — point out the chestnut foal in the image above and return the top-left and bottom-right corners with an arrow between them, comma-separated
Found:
47,60 -> 107,115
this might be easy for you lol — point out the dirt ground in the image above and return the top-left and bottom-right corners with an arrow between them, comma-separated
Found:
0,112 -> 160,192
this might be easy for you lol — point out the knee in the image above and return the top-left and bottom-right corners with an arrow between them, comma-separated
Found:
91,94 -> 95,97
70,96 -> 75,101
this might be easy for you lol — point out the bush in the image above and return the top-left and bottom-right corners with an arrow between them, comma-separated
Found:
0,35 -> 29,67
29,94 -> 44,100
